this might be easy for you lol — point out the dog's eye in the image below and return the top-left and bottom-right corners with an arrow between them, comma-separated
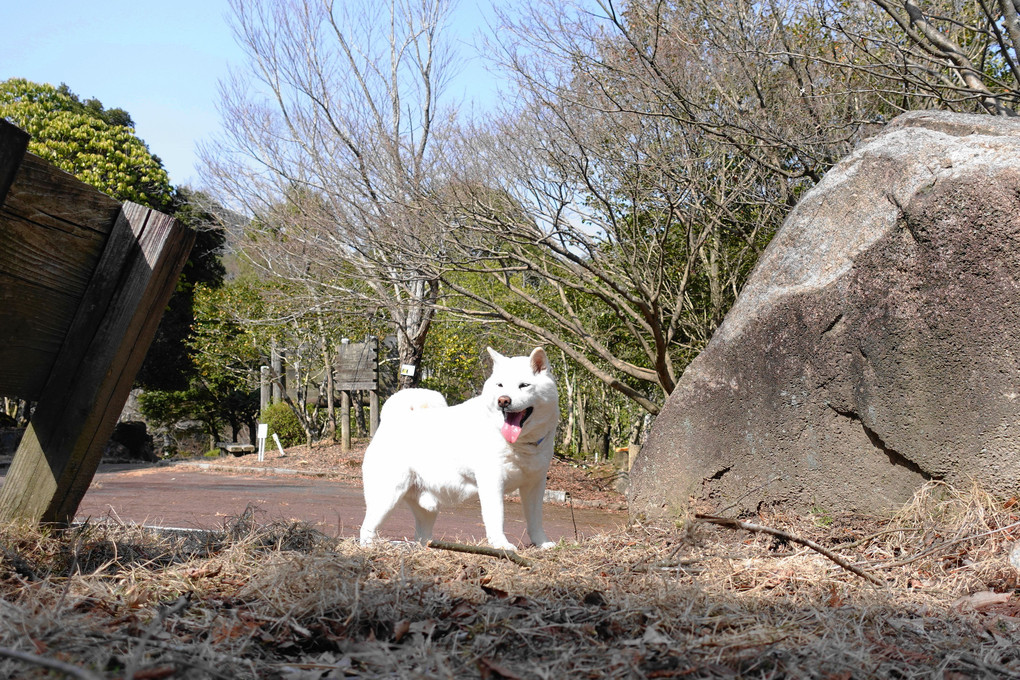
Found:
519,382 -> 530,389
496,383 -> 503,388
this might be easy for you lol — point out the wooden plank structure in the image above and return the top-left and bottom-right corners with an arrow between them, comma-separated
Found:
267,337 -> 380,451
334,337 -> 379,393
336,337 -> 380,448
0,120 -> 195,525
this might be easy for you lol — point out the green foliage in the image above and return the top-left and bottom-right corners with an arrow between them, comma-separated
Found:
137,385 -> 223,455
0,78 -> 172,210
261,402 -> 304,447
189,279 -> 267,391
136,189 -> 228,391
419,314 -> 494,403
136,390 -> 200,430
811,506 -> 834,527
0,80 -> 227,393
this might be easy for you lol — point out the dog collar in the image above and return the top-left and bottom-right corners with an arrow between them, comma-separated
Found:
535,436 -> 545,446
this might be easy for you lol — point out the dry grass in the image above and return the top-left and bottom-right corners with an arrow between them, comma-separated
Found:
2,482 -> 1020,679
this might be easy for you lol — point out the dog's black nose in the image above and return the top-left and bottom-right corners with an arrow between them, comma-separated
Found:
497,396 -> 511,409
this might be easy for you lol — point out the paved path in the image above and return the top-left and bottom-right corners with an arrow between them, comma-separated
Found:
71,465 -> 626,546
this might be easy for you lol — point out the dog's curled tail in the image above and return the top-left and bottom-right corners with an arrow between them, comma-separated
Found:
379,388 -> 448,422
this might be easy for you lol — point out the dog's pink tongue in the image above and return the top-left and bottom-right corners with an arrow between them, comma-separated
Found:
501,411 -> 524,443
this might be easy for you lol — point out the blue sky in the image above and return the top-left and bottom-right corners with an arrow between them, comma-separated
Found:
1,0 -> 502,188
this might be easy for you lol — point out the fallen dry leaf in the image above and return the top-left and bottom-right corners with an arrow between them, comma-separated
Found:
392,619 -> 411,642
952,591 -> 1011,611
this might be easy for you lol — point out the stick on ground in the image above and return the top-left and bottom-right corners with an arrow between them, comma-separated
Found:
695,513 -> 884,586
427,539 -> 533,567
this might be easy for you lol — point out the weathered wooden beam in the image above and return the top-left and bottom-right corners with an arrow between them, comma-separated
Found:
0,202 -> 195,525
0,153 -> 120,399
0,120 -> 29,206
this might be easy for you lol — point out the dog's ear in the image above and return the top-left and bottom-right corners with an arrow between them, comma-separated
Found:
529,347 -> 550,374
487,347 -> 505,364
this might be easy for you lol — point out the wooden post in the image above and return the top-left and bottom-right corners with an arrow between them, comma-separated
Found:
271,344 -> 283,403
323,339 -> 337,440
369,390 -> 379,437
370,336 -> 380,434
260,365 -> 270,414
0,202 -> 194,525
339,338 -> 351,451
341,391 -> 351,452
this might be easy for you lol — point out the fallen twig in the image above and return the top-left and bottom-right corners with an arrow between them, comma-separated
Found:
568,492 -> 578,542
0,645 -> 103,680
427,540 -> 532,567
695,514 -> 884,586
837,526 -> 923,550
868,518 -> 1020,570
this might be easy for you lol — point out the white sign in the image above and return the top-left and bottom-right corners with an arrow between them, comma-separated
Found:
256,423 -> 268,461
400,363 -> 416,377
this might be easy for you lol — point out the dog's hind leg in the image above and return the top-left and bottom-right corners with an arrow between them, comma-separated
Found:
359,480 -> 407,546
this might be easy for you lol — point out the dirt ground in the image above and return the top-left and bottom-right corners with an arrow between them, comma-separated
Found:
75,465 -> 627,546
175,439 -> 629,510
5,479 -> 1020,679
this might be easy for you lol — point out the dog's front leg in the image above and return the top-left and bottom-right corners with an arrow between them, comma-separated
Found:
520,478 -> 555,549
477,478 -> 516,551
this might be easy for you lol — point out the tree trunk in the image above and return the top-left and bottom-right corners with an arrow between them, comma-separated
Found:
353,391 -> 367,435
396,338 -> 425,389
322,337 -> 337,441
392,276 -> 439,389
577,393 -> 590,457
561,360 -> 576,454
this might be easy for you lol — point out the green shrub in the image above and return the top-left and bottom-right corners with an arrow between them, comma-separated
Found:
261,403 -> 304,447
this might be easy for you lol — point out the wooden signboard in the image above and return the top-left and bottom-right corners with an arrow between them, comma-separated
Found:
269,337 -> 380,450
279,338 -> 379,403
335,338 -> 378,391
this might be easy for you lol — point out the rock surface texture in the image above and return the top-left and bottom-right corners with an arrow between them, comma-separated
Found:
630,111 -> 1020,518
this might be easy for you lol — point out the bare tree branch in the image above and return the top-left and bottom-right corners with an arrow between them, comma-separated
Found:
204,0 -> 457,387
696,514 -> 885,586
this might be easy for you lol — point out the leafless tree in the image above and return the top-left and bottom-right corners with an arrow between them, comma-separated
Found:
425,0 -> 902,414
202,0 -> 458,387
821,0 -> 1018,115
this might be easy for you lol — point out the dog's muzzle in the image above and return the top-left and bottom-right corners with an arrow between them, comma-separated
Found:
500,406 -> 533,444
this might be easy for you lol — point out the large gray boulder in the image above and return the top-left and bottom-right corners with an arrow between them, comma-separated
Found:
630,111 -> 1020,518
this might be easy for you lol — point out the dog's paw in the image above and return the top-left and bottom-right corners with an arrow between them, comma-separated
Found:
536,540 -> 557,550
489,539 -> 518,552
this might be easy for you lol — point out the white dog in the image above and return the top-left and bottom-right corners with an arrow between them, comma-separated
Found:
359,347 -> 559,550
